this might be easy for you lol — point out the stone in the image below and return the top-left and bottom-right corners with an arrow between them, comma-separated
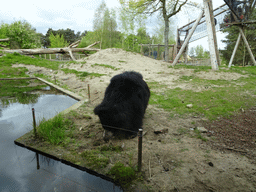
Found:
186,104 -> 193,108
196,127 -> 208,133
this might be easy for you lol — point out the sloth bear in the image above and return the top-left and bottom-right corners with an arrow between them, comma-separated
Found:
94,71 -> 150,140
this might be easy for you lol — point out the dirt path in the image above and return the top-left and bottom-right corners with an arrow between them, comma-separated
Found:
12,48 -> 256,191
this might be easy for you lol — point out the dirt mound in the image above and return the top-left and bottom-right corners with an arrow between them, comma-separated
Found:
86,48 -> 136,61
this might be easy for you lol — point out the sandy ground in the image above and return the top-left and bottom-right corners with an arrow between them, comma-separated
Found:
12,48 -> 256,191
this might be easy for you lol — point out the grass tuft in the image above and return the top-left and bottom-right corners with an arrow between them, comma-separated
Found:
37,114 -> 75,145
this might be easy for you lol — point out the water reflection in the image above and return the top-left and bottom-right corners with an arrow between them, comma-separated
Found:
0,79 -> 122,192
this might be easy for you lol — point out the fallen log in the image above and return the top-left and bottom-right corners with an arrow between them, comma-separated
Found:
2,41 -> 100,61
0,44 -> 7,48
68,40 -> 81,48
2,47 -> 100,55
0,38 -> 10,42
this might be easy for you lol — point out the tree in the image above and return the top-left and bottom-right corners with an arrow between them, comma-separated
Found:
1,20 -> 41,49
92,1 -> 120,49
195,45 -> 204,58
49,33 -> 68,48
43,28 -> 85,48
120,0 -> 188,61
0,23 -> 9,48
118,2 -> 147,51
189,47 -> 195,57
221,7 -> 256,66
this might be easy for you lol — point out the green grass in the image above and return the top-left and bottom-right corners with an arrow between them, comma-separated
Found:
0,53 -> 62,78
194,129 -> 208,142
61,68 -> 105,79
36,114 -> 75,145
80,150 -> 109,169
99,144 -> 123,152
171,64 -> 212,72
148,67 -> 256,120
118,60 -> 126,63
107,162 -> 136,186
0,79 -> 46,97
91,63 -> 120,70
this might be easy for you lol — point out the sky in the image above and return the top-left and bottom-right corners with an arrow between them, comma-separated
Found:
0,0 -> 227,50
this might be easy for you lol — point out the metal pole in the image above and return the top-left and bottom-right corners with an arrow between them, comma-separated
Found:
138,129 -> 143,172
32,108 -> 37,137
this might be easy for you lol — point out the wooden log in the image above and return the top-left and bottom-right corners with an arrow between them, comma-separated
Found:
228,33 -> 241,68
172,10 -> 204,66
85,41 -> 100,49
2,41 -> 100,56
204,0 -> 219,70
0,44 -> 7,48
67,48 -> 76,61
238,26 -> 256,66
2,47 -> 100,55
0,38 -> 10,42
68,40 -> 81,48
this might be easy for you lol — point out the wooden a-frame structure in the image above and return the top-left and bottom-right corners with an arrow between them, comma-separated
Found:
172,0 -> 256,70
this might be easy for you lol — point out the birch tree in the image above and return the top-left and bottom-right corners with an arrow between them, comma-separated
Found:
119,0 -> 188,61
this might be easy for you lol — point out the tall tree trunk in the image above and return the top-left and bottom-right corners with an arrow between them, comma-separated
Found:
164,17 -> 169,62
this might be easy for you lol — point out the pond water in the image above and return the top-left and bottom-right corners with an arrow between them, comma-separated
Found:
0,80 -> 122,192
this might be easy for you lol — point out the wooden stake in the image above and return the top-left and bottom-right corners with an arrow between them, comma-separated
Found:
32,108 -> 37,137
87,84 -> 90,101
36,152 -> 40,169
138,129 -> 143,172
228,33 -> 241,68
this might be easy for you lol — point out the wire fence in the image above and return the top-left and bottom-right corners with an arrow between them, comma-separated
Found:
39,53 -> 87,61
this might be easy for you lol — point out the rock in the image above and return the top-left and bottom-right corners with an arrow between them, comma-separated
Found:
154,129 -> 168,134
186,104 -> 193,108
196,127 -> 208,133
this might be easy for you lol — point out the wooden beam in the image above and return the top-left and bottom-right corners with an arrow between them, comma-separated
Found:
238,26 -> 256,66
204,0 -> 219,70
208,0 -> 221,66
172,10 -> 204,66
224,20 -> 256,26
138,44 -> 175,47
228,33 -> 241,68
178,4 -> 227,30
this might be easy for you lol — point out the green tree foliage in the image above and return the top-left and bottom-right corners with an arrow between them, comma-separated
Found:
49,33 -> 68,48
0,23 -> 9,48
118,2 -> 147,51
190,45 -> 210,59
92,1 -> 119,49
0,21 -> 41,49
221,8 -> 256,66
195,45 -> 204,58
43,28 -> 86,48
120,0 -> 188,61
